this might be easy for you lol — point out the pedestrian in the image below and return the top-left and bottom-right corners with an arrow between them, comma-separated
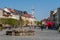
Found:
40,25 -> 43,31
58,24 -> 60,32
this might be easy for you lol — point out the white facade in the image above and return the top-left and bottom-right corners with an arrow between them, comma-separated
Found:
0,9 -> 3,18
53,10 -> 57,15
4,8 -> 11,13
11,15 -> 19,20
0,8 -> 37,25
22,16 -> 37,26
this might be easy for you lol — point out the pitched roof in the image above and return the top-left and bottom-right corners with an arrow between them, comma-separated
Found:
23,13 -> 36,19
7,8 -> 15,13
4,8 -> 15,13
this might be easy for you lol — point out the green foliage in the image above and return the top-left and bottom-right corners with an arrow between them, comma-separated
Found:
34,21 -> 42,25
0,18 -> 19,26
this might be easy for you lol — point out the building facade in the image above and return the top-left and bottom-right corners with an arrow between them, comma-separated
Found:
50,8 -> 60,26
0,8 -> 37,26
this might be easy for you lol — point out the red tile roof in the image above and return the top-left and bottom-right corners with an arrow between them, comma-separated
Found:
23,13 -> 36,19
7,8 -> 15,13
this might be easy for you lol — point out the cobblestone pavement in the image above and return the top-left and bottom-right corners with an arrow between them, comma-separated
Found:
0,29 -> 60,40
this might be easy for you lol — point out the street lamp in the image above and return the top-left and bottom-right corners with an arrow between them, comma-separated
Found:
14,9 -> 23,30
18,11 -> 23,30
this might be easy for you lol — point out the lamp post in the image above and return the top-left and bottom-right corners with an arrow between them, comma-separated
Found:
18,11 -> 23,30
15,9 -> 23,30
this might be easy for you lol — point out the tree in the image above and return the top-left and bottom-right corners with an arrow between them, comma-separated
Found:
0,18 -> 19,27
34,21 -> 42,26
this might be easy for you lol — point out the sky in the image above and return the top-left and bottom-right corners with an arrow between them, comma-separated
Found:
0,0 -> 60,21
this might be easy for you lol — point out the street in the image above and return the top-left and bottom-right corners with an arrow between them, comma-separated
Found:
0,29 -> 60,40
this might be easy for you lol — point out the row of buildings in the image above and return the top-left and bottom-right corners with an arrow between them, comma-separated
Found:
50,8 -> 60,26
41,7 -> 60,27
0,7 -> 37,26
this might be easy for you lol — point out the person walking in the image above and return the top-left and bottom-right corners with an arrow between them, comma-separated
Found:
58,24 -> 60,32
40,25 -> 43,31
